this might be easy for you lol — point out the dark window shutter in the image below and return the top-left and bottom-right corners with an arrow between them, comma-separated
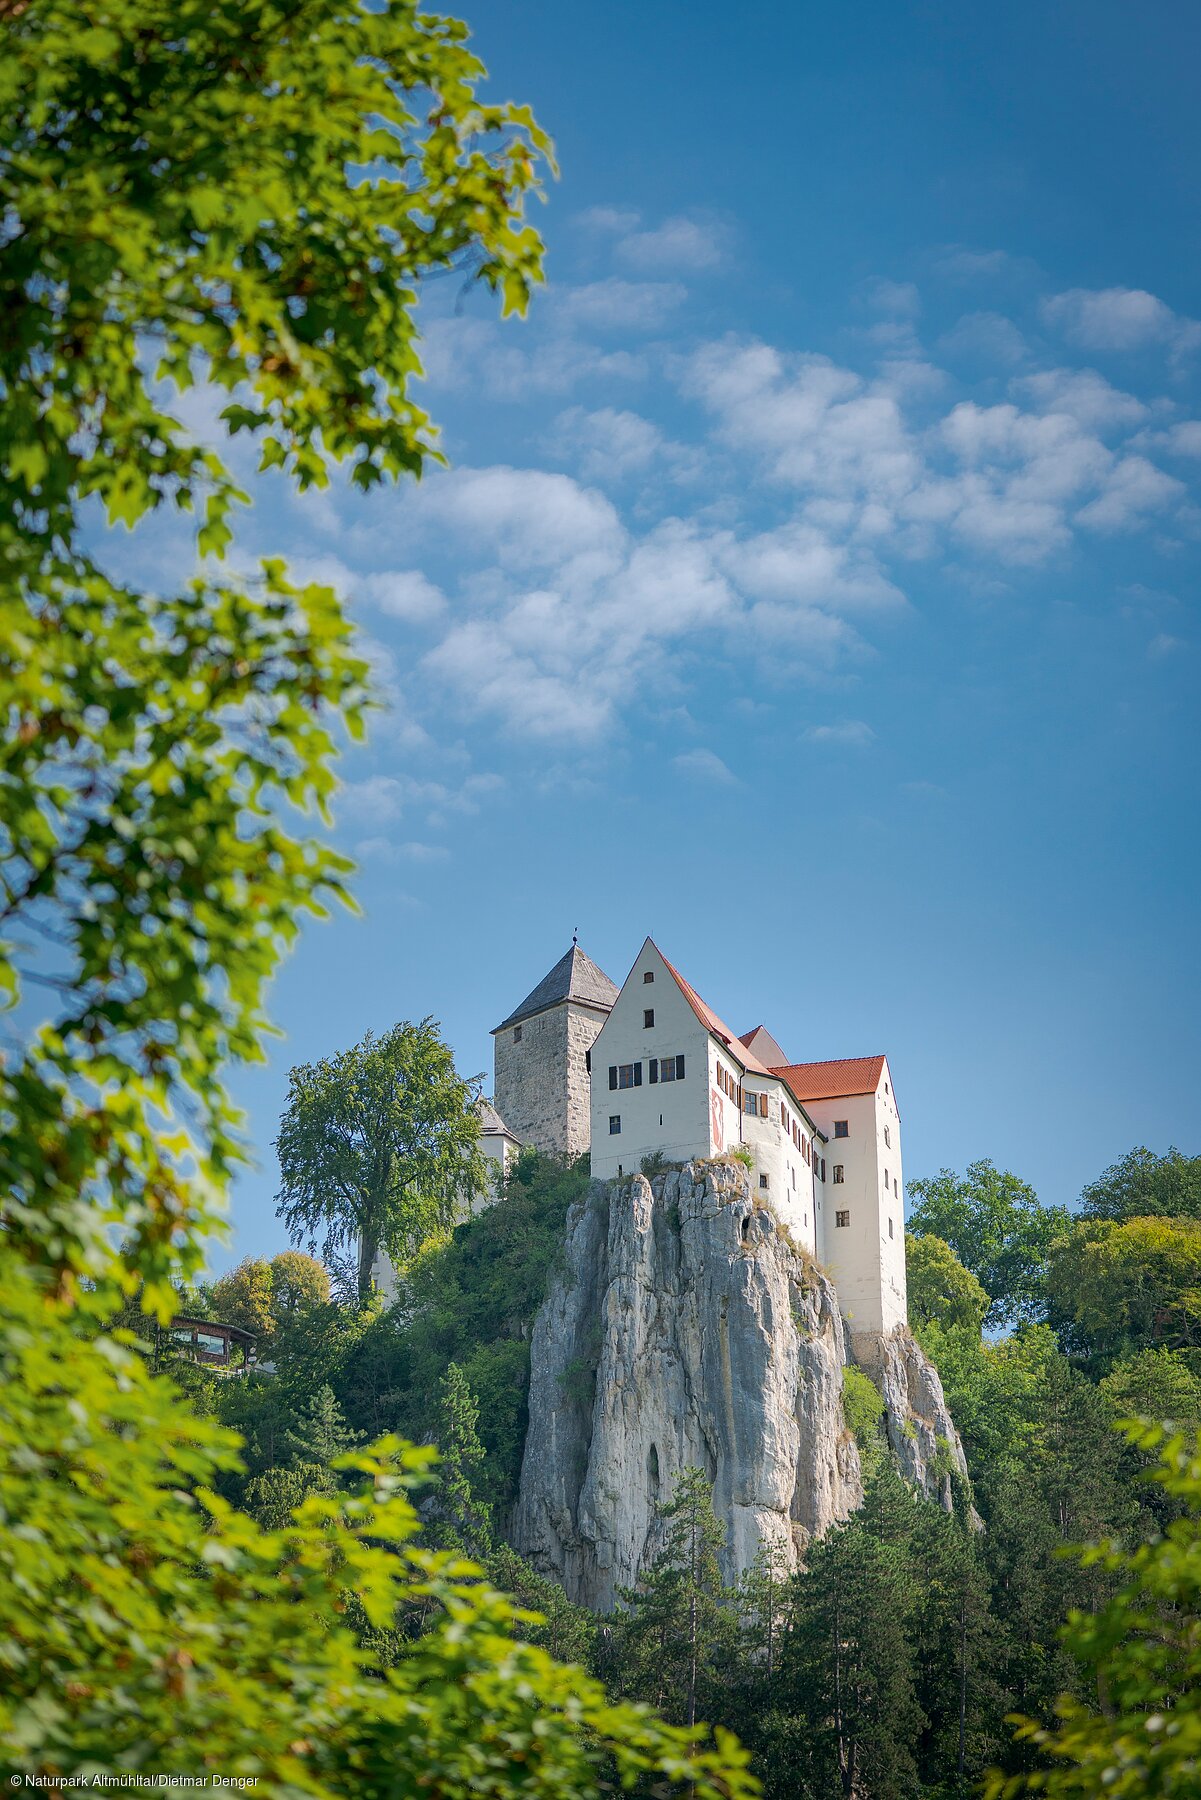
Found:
634,1062 -> 642,1086
609,1066 -> 618,1090
676,1054 -> 685,1080
649,1059 -> 659,1083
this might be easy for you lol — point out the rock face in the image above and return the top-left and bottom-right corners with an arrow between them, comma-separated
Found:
849,1323 -> 972,1509
513,1161 -> 970,1611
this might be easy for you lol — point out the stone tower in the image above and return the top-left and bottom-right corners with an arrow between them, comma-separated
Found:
492,944 -> 618,1158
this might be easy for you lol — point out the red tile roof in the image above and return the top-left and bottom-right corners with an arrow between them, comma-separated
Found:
657,948 -> 776,1076
772,1055 -> 887,1102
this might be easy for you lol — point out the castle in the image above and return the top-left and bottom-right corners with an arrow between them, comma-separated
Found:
429,938 -> 907,1343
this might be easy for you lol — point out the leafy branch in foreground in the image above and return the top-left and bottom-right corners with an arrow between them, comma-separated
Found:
0,1257 -> 756,1799
0,0 -> 551,1312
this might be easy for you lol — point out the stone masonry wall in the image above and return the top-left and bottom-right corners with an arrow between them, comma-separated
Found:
493,1001 -> 607,1159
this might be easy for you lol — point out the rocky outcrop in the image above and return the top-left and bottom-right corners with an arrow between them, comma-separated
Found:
513,1162 -> 973,1610
849,1323 -> 972,1510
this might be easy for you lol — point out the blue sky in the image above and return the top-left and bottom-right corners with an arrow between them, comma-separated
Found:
144,0 -> 1201,1268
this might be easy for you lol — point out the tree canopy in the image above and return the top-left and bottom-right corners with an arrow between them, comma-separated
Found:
1078,1146 -> 1201,1223
1045,1216 -> 1201,1366
906,1231 -> 991,1335
276,1018 -> 487,1301
906,1160 -> 1071,1328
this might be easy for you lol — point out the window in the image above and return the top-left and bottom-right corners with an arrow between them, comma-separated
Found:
617,1062 -> 642,1088
821,1158 -> 826,1180
884,1125 -> 891,1147
834,1120 -> 849,1139
643,969 -> 654,983
609,1115 -> 621,1135
513,1025 -> 522,1043
894,1176 -> 899,1196
608,1065 -> 618,1090
832,1164 -> 844,1184
803,1137 -> 810,1166
643,1008 -> 655,1029
883,1168 -> 888,1189
759,1173 -> 770,1190
888,1217 -> 894,1239
884,1081 -> 889,1094
744,1090 -> 758,1116
585,1049 -> 591,1074
835,1209 -> 850,1229
651,1054 -> 685,1084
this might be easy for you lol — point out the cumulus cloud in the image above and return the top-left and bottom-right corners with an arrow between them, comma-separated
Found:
1013,368 -> 1148,431
673,748 -> 739,785
860,278 -> 922,317
615,213 -> 729,273
1041,286 -> 1201,357
551,406 -> 665,478
805,721 -> 875,747
937,312 -> 1029,366
554,278 -> 688,333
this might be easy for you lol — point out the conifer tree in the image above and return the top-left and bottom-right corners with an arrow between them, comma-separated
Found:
428,1362 -> 493,1558
286,1383 -> 362,1469
782,1513 -> 924,1799
613,1467 -> 734,1729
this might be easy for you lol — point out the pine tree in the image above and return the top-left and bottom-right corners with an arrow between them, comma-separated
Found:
284,1382 -> 361,1468
782,1514 -> 925,1799
612,1466 -> 735,1729
428,1361 -> 493,1558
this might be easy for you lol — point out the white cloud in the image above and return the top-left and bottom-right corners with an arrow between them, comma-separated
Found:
1013,368 -> 1148,431
616,214 -> 728,273
554,278 -> 688,333
1041,286 -> 1201,357
1075,455 -> 1184,531
937,312 -> 1029,365
673,748 -> 739,785
860,278 -> 922,317
418,314 -> 646,401
340,774 -> 405,823
411,465 -> 625,572
1135,420 -> 1201,457
805,720 -> 875,746
551,406 -> 665,478
575,204 -> 642,234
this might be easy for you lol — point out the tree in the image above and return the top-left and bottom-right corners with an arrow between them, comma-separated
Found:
1045,1216 -> 1201,1364
276,1020 -> 487,1302
0,0 -> 549,1314
211,1257 -> 277,1337
782,1512 -> 924,1799
0,1261 -> 757,1799
210,1250 -> 329,1343
986,1424 -> 1201,1799
1079,1145 -> 1201,1223
907,1161 -> 1071,1328
906,1232 -> 991,1335
614,1467 -> 735,1730
427,1362 -> 493,1558
0,7 -> 753,1790
271,1249 -> 331,1323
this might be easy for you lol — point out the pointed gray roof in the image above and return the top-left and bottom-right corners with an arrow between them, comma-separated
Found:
476,1096 -> 520,1143
493,944 -> 618,1032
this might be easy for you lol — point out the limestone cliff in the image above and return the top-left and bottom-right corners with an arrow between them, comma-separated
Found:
513,1161 -> 969,1611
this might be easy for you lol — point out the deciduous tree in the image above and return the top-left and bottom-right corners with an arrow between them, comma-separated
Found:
907,1161 -> 1070,1328
276,1019 -> 487,1302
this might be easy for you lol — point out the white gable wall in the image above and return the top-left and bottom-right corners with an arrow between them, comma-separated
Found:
589,941 -> 711,1180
